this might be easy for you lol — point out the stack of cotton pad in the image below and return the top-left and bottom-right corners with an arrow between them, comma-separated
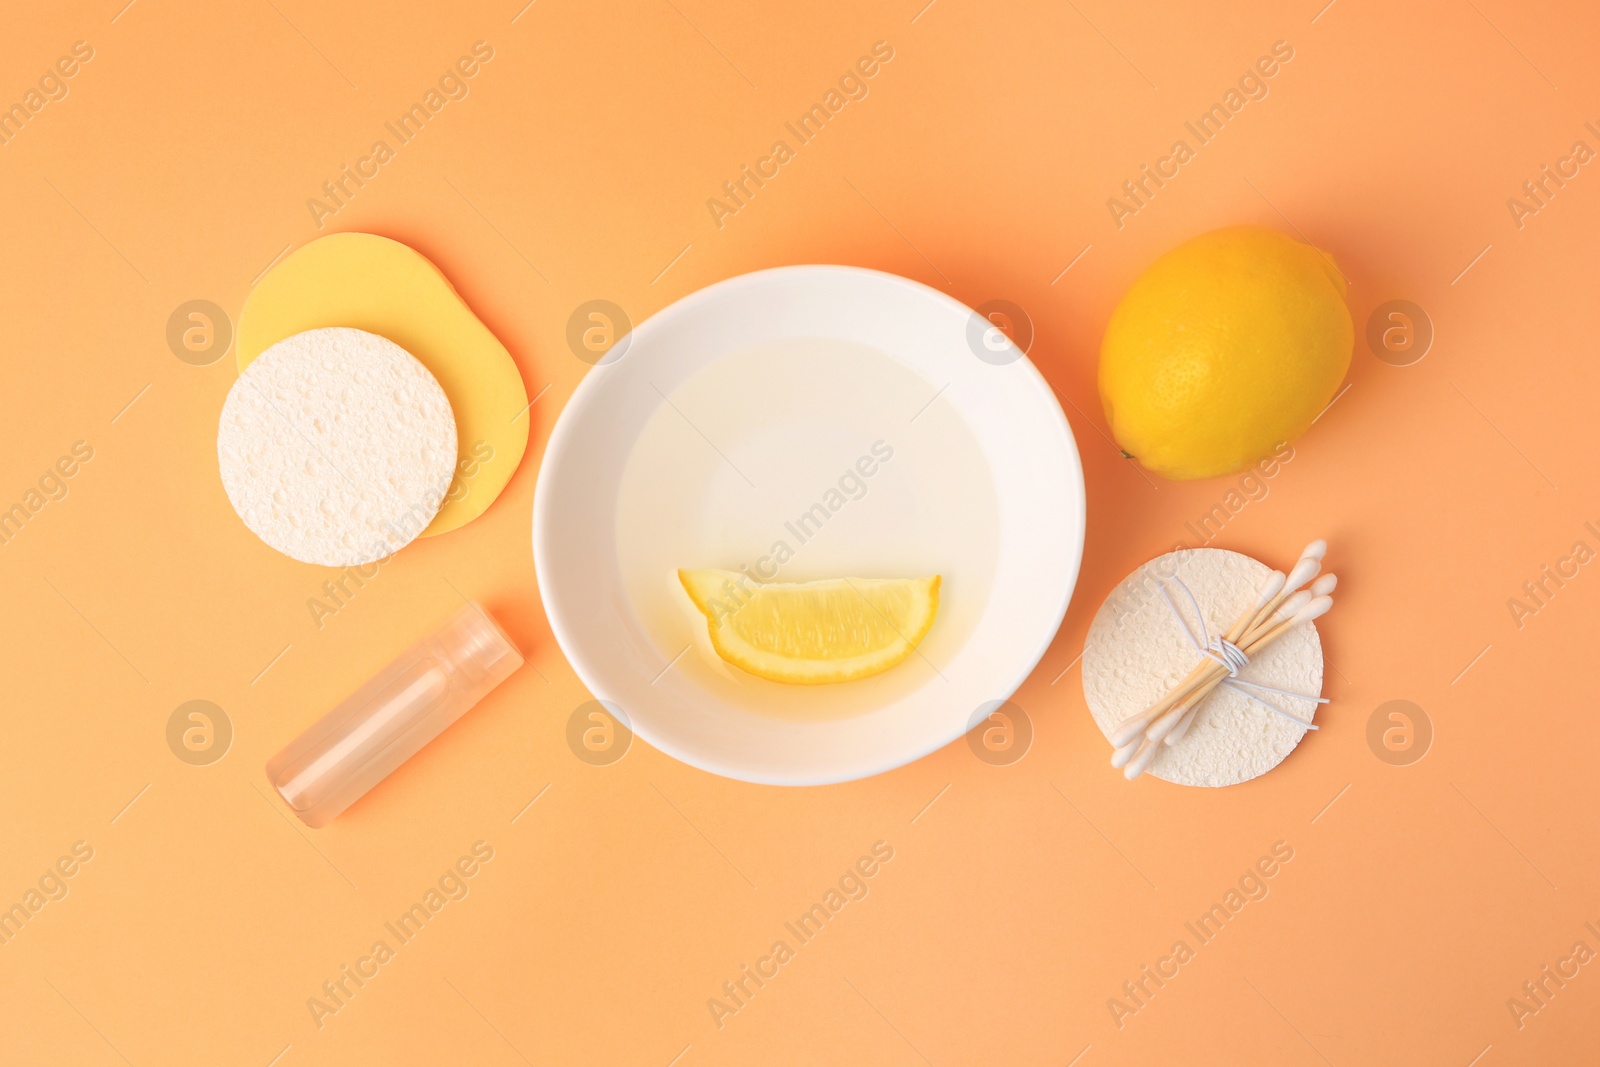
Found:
217,327 -> 457,566
1082,548 -> 1323,787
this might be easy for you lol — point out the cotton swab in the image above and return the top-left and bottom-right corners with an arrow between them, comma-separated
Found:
1229,541 -> 1323,637
1161,687 -> 1208,746
1242,594 -> 1332,654
1123,732 -> 1162,778
1249,550 -> 1320,623
1236,571 -> 1286,636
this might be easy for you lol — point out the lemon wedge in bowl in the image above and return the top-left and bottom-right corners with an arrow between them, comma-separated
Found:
678,569 -> 941,685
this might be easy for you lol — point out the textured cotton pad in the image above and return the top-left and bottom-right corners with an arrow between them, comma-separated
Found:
1082,548 -> 1323,787
236,233 -> 529,538
218,327 -> 457,567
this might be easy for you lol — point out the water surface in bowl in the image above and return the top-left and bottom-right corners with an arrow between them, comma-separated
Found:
614,337 -> 1000,720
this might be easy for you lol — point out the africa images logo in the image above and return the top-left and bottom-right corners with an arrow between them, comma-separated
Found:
704,41 -> 896,229
1105,40 -> 1295,229
706,841 -> 895,1030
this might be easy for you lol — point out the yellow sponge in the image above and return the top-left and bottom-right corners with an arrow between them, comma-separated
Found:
237,233 -> 528,538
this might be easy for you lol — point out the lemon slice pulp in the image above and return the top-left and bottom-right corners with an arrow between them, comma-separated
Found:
677,569 -> 941,685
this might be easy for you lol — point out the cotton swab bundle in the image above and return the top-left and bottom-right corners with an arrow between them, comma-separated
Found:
1107,544 -> 1317,748
1165,575 -> 1335,748
1125,593 -> 1331,777
1110,540 -> 1335,780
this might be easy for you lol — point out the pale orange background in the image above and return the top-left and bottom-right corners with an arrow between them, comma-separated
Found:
2,1 -> 1598,1064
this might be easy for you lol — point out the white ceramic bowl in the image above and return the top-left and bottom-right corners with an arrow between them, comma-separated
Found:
534,266 -> 1084,785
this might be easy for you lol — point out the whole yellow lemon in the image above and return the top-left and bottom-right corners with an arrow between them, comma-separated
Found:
1098,225 -> 1352,481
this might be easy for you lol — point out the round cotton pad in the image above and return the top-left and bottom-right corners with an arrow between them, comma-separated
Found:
1082,548 -> 1323,787
217,327 -> 457,567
